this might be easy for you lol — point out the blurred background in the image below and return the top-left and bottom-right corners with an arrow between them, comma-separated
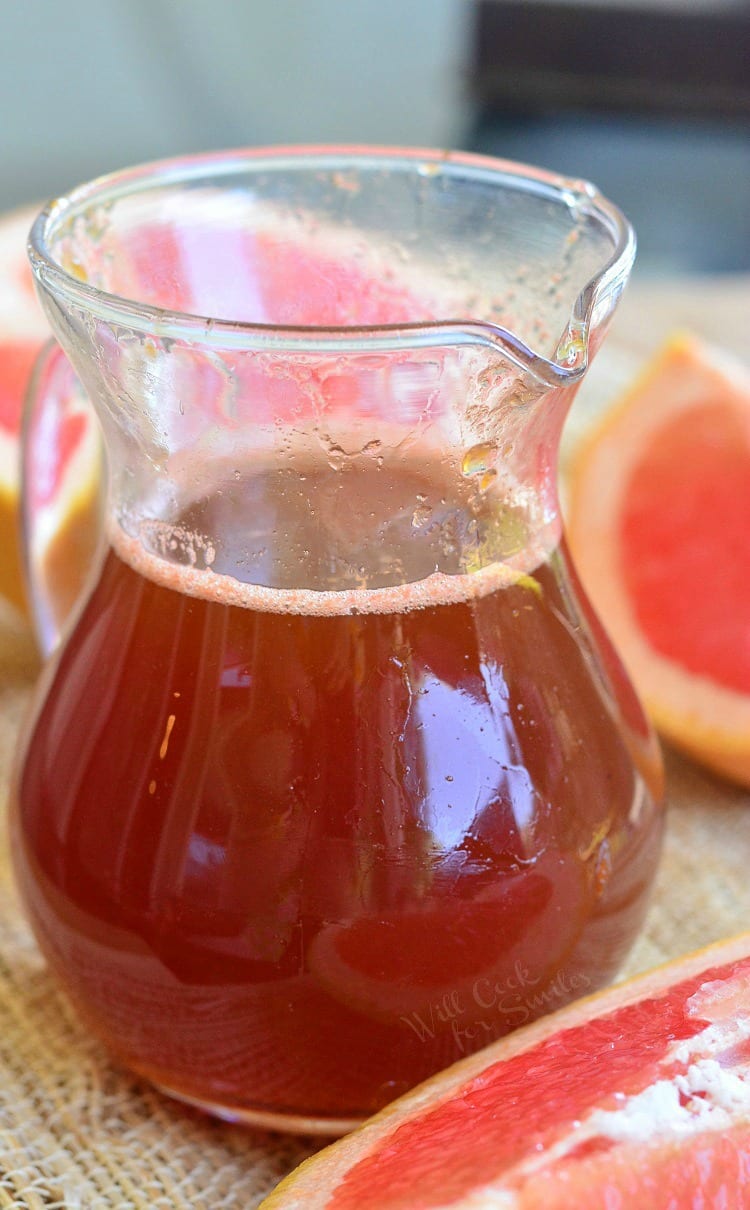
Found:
1,0 -> 748,277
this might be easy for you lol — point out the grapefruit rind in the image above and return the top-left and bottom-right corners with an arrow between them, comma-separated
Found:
0,480 -> 26,613
567,334 -> 750,787
260,931 -> 750,1208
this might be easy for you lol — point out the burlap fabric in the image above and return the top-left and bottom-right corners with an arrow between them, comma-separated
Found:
1,278 -> 748,1206
0,615 -> 326,1207
2,619 -> 749,1209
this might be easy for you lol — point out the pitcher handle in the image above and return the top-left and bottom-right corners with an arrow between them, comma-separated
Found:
20,340 -> 105,657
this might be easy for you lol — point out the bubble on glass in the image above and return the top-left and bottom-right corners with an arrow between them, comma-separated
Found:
461,442 -> 496,477
139,519 -> 216,570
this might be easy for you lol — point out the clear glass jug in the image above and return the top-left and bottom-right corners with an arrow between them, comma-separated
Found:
14,147 -> 664,1134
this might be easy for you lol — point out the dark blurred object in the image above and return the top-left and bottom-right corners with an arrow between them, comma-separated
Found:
472,111 -> 749,273
472,0 -> 750,118
469,0 -> 750,274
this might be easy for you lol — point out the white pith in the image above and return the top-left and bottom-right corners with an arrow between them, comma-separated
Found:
466,973 -> 750,1206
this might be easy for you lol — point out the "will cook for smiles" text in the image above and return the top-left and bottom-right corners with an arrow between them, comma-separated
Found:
399,960 -> 591,1053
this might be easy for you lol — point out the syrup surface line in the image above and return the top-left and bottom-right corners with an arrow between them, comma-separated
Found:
109,522 -> 551,617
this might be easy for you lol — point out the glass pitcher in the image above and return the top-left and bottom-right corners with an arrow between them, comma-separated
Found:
13,147 -> 664,1134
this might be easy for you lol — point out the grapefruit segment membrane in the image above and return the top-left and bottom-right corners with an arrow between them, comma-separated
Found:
261,933 -> 750,1208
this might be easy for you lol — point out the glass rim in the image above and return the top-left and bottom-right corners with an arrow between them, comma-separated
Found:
28,144 -> 636,387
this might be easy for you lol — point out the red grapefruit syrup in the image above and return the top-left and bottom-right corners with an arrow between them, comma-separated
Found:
12,454 -> 663,1130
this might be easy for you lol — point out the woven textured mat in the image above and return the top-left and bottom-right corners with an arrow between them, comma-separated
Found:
0,617 -> 319,1209
1,609 -> 749,1208
2,279 -> 750,1206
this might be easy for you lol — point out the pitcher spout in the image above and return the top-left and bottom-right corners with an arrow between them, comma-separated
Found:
27,147 -> 635,592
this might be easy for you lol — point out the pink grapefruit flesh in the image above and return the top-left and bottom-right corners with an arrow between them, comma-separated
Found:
262,934 -> 750,1208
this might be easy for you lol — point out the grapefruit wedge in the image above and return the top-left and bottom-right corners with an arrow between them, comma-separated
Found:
262,932 -> 750,1208
0,206 -> 50,613
568,335 -> 750,788
0,204 -> 102,642
22,346 -> 102,652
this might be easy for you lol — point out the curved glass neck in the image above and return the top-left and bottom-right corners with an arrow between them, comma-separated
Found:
30,146 -> 634,382
27,147 -> 633,593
